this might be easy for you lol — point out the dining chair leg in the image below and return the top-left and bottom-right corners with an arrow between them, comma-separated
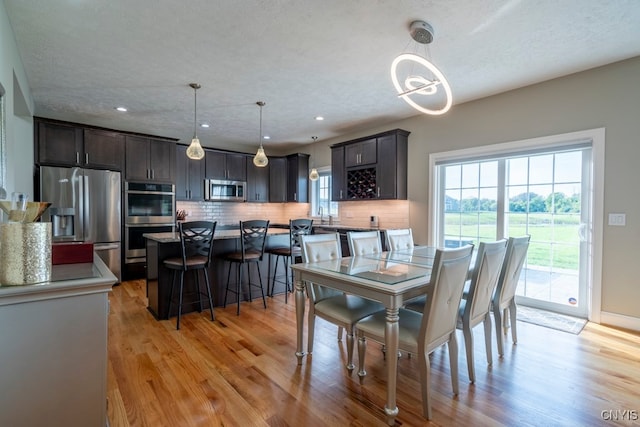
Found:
418,350 -> 432,420
357,334 -> 367,382
509,300 -> 518,344
194,269 -> 203,313
168,270 -> 177,318
246,263 -> 253,302
256,263 -> 267,308
283,256 -> 290,304
203,269 -> 215,321
307,307 -> 316,354
177,271 -> 185,330
223,262 -> 232,308
346,328 -> 355,372
448,332 -> 460,396
267,253 -> 273,297
493,304 -> 505,357
462,321 -> 475,383
483,313 -> 493,365
236,263 -> 243,315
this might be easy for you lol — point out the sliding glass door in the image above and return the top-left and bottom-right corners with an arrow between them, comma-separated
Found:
436,145 -> 591,317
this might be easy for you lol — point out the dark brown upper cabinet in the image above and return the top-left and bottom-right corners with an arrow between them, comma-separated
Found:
176,144 -> 205,201
205,150 -> 247,181
125,136 -> 175,183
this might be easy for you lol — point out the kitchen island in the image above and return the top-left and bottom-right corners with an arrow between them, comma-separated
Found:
0,255 -> 117,427
145,227 -> 289,319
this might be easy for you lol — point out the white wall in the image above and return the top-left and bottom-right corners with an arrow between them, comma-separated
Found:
0,2 -> 34,199
313,57 -> 640,326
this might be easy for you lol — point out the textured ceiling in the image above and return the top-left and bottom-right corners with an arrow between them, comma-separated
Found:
5,0 -> 640,152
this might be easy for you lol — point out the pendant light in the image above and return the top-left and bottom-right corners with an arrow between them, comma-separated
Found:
309,136 -> 319,181
186,83 -> 205,160
390,20 -> 453,116
253,101 -> 268,167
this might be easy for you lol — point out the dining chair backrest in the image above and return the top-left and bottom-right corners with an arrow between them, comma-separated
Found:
420,245 -> 474,352
289,218 -> 314,254
178,220 -> 217,269
385,228 -> 415,251
300,233 -> 343,302
239,220 -> 270,262
463,240 -> 508,324
493,236 -> 530,309
347,230 -> 382,256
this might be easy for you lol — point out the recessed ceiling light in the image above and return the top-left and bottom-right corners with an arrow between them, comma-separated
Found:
115,106 -> 127,112
263,135 -> 271,140
200,123 -> 210,128
314,116 -> 324,121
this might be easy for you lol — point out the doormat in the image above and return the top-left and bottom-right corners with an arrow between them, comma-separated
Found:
516,306 -> 587,335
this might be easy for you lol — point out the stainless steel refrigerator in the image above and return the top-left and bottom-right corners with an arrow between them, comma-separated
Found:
40,166 -> 122,282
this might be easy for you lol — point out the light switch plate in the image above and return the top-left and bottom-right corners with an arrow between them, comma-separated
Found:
608,213 -> 626,226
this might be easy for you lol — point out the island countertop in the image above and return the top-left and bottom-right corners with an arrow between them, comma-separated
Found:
144,228 -> 289,243
0,253 -> 117,305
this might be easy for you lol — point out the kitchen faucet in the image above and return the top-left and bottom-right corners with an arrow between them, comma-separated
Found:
318,206 -> 325,224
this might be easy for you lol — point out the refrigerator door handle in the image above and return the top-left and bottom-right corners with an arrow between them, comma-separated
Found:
83,173 -> 90,240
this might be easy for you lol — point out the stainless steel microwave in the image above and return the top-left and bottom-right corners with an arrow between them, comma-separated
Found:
204,179 -> 246,202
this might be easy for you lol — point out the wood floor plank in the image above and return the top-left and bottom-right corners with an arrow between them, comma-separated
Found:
107,280 -> 640,426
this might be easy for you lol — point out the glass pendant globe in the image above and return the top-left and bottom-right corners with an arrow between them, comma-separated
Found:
186,137 -> 205,160
309,168 -> 319,181
253,146 -> 268,167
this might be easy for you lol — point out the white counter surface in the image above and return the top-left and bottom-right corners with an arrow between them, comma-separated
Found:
0,254 -> 116,306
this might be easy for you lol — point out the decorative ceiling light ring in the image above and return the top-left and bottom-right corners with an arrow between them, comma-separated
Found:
391,53 -> 452,115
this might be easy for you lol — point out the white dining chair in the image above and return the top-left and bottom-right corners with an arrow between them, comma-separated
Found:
457,239 -> 507,382
354,245 -> 474,420
347,230 -> 383,256
300,233 -> 383,371
384,228 -> 414,251
492,235 -> 531,356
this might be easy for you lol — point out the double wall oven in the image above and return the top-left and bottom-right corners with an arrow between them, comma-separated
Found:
124,182 -> 175,264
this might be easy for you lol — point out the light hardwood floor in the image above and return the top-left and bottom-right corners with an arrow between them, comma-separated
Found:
107,280 -> 640,426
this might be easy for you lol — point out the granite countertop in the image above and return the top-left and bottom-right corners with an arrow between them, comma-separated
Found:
312,224 -> 384,232
144,228 -> 289,243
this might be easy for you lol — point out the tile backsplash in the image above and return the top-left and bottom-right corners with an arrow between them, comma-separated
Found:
176,200 -> 409,229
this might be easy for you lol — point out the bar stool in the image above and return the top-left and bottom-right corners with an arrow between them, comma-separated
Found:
164,221 -> 217,330
223,220 -> 269,315
266,218 -> 313,303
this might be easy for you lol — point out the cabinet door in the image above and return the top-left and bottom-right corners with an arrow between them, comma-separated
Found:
345,138 -> 376,167
246,158 -> 270,202
331,146 -> 346,201
205,151 -> 226,179
188,155 -> 206,200
287,154 -> 308,202
269,157 -> 287,202
377,133 -> 408,200
149,139 -> 175,183
125,136 -> 151,181
83,129 -> 124,170
37,121 -> 83,166
226,153 -> 247,181
175,145 -> 190,200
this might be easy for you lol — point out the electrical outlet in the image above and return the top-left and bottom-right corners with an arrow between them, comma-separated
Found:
608,213 -> 626,226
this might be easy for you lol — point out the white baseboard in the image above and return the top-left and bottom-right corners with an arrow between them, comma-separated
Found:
598,311 -> 640,332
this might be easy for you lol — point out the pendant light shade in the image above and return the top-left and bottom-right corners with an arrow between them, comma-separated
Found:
253,101 -> 268,167
309,136 -> 319,181
186,83 -> 205,160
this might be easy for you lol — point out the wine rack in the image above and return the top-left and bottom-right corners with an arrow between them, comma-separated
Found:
347,167 -> 377,199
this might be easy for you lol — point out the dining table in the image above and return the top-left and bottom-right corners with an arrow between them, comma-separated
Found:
290,246 -> 436,425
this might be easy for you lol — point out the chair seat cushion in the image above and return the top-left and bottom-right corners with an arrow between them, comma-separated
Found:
224,250 -> 261,262
355,308 -> 423,351
314,294 -> 383,326
163,255 -> 208,269
404,295 -> 427,313
267,246 -> 291,256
